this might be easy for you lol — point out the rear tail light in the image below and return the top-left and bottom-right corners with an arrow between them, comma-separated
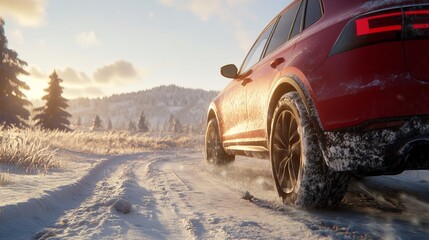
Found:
355,12 -> 402,37
330,6 -> 429,56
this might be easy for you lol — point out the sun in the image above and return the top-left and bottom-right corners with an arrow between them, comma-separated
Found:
22,75 -> 46,101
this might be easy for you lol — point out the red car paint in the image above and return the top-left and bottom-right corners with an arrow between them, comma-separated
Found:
209,0 -> 429,168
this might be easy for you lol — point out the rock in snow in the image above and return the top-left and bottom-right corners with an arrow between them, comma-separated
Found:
242,191 -> 254,202
112,198 -> 132,214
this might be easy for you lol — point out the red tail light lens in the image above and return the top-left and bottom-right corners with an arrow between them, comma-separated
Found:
355,12 -> 402,36
330,6 -> 429,56
330,9 -> 403,56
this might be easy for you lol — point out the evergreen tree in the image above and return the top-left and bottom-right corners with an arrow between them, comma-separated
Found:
92,115 -> 103,131
33,71 -> 71,131
137,110 -> 149,132
0,18 -> 31,128
107,118 -> 113,130
172,117 -> 183,133
128,120 -> 136,132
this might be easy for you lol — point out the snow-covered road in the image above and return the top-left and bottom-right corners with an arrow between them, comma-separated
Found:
1,149 -> 428,239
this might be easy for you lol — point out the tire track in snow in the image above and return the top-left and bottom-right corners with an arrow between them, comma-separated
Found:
3,148 -> 428,239
135,152 -> 204,240
33,160 -> 142,239
0,152 -> 148,240
184,153 -> 429,239
157,152 -> 332,240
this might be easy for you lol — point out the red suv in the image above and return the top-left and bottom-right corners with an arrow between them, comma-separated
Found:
205,0 -> 429,208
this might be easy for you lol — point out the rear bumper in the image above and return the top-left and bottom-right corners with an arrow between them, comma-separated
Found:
322,116 -> 429,175
312,39 -> 429,131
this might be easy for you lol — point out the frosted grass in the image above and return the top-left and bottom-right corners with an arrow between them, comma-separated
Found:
0,127 -> 202,184
0,127 -> 59,174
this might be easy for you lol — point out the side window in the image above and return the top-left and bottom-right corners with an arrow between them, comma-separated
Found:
240,22 -> 275,73
265,2 -> 300,56
305,0 -> 323,29
290,1 -> 305,39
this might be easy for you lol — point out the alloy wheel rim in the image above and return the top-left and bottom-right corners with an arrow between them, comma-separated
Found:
272,110 -> 301,194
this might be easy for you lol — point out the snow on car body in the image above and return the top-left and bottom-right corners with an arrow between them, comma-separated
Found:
205,0 -> 429,208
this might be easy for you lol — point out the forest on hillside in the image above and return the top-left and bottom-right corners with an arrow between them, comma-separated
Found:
64,85 -> 219,132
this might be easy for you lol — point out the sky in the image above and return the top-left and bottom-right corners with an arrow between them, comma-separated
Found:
0,0 -> 290,100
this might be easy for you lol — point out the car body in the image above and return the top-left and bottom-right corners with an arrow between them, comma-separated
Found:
205,0 -> 429,208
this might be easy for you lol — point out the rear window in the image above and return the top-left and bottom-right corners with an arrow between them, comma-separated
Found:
304,0 -> 322,29
290,1 -> 305,39
265,2 -> 300,56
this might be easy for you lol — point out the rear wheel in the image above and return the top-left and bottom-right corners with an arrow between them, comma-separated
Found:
205,119 -> 234,165
270,92 -> 349,208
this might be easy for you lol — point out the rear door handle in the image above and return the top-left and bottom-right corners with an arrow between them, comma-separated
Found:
270,57 -> 285,69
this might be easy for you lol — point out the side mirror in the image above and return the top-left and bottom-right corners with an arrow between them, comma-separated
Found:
220,64 -> 238,79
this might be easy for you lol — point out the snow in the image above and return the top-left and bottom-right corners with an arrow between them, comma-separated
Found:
361,0 -> 404,11
324,117 -> 429,171
65,85 -> 217,130
1,148 -> 429,239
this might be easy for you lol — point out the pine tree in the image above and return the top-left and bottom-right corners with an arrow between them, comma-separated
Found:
107,118 -> 112,130
137,110 -> 149,132
172,117 -> 183,133
33,71 -> 71,131
92,115 -> 103,131
0,18 -> 31,128
167,113 -> 183,133
128,120 -> 136,132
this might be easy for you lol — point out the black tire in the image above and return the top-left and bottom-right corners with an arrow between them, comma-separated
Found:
205,119 -> 235,165
270,92 -> 349,208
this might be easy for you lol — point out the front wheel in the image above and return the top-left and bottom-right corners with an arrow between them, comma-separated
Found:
270,92 -> 349,208
205,119 -> 234,165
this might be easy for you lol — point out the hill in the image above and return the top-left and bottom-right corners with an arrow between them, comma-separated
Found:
66,85 -> 219,132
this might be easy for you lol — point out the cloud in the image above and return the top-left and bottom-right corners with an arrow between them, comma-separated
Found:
93,60 -> 140,85
158,0 -> 175,7
188,1 -> 221,21
27,66 -> 102,99
28,66 -> 47,79
75,31 -> 99,48
157,0 -> 254,21
158,0 -> 221,21
25,60 -> 144,99
226,0 -> 253,7
0,0 -> 46,27
157,0 -> 255,51
28,66 -> 91,86
57,68 -> 92,85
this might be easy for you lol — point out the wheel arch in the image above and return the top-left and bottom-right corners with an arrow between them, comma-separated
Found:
207,104 -> 217,124
206,102 -> 221,135
267,76 -> 324,139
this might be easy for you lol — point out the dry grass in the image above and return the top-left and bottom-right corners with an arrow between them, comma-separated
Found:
36,130 -> 203,154
0,127 -> 59,174
0,127 -> 203,181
